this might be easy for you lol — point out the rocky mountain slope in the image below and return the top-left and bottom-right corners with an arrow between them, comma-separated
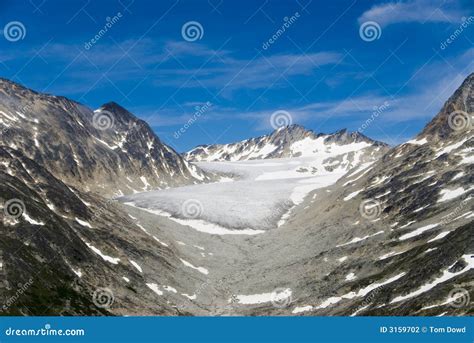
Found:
253,72 -> 473,316
0,79 -> 212,197
0,147 -> 211,315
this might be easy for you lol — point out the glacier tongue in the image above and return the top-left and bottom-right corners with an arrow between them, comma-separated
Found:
122,128 -> 386,233
120,155 -> 357,232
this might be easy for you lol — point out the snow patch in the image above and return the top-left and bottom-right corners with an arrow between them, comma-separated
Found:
316,273 -> 406,309
438,187 -> 472,203
343,189 -> 363,201
152,236 -> 169,247
336,231 -> 384,247
75,218 -> 92,228
180,259 -> 209,275
345,272 -> 356,281
427,231 -> 451,242
129,260 -> 143,273
390,255 -> 473,304
23,213 -> 45,226
292,305 -> 313,314
231,288 -> 292,305
86,243 -> 120,264
399,224 -> 439,241
163,285 -> 177,293
406,138 -> 427,145
182,293 -> 197,300
146,283 -> 163,296
71,268 -> 82,278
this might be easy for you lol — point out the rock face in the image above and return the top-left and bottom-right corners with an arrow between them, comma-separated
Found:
0,79 -> 212,197
419,72 -> 473,140
0,147 -> 208,315
185,125 -> 388,163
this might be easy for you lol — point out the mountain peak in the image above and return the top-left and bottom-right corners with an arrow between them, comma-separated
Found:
334,128 -> 348,134
0,77 -> 40,97
271,124 -> 312,137
464,72 -> 474,83
184,121 -> 388,162
276,123 -> 307,131
419,72 -> 473,140
0,80 -> 212,196
96,101 -> 139,125
0,77 -> 18,86
267,124 -> 314,148
99,101 -> 127,112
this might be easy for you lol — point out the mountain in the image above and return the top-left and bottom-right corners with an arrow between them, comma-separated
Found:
270,73 -> 473,316
184,125 -> 389,176
185,125 -> 388,162
0,147 -> 208,315
419,72 -> 473,140
0,79 -> 212,197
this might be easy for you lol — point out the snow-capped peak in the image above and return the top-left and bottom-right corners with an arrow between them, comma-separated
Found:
184,125 -> 387,162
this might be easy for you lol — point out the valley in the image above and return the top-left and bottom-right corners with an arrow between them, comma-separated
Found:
0,74 -> 473,316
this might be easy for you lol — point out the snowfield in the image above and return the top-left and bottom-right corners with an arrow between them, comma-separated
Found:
120,157 -> 346,233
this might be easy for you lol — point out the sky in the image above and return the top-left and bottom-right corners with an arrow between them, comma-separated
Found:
0,0 -> 473,152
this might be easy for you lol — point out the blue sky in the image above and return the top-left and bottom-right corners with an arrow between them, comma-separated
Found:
0,0 -> 473,152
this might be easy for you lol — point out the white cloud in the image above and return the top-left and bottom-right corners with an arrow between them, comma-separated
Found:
150,51 -> 343,93
228,48 -> 474,134
23,39 -> 341,96
358,0 -> 466,27
141,47 -> 473,141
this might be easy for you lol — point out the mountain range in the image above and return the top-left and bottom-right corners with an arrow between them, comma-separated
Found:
184,125 -> 388,162
0,73 -> 472,316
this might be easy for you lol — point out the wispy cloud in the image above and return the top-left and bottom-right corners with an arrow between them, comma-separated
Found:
18,39 -> 341,97
130,102 -> 222,128
193,48 -> 474,134
151,51 -> 343,93
358,0 -> 467,27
